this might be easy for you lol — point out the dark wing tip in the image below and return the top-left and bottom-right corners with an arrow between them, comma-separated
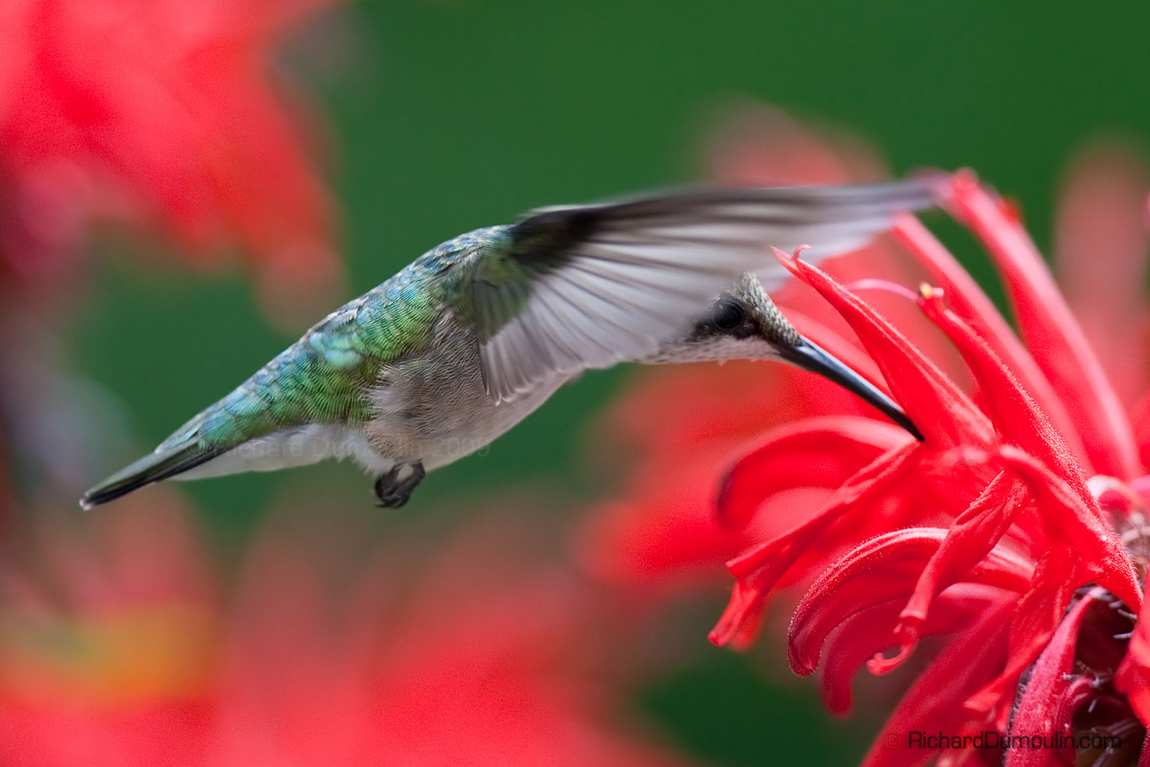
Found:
507,206 -> 602,264
514,177 -> 939,234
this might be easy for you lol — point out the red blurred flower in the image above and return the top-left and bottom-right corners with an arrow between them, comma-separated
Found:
707,168 -> 1150,766
0,496 -> 692,767
0,0 -> 344,320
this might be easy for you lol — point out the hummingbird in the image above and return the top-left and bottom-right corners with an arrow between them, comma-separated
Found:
80,180 -> 932,511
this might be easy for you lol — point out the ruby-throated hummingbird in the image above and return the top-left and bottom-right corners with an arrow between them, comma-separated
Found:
81,180 -> 931,510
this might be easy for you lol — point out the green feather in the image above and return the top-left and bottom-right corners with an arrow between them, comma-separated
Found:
80,228 -> 496,509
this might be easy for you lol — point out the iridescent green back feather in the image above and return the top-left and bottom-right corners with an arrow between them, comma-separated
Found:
162,230 -> 508,455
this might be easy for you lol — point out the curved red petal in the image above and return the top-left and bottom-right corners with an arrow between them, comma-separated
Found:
947,172 -> 1141,479
919,288 -> 1091,498
709,578 -> 767,649
963,545 -> 1079,726
821,584 -> 1010,716
717,416 -> 909,529
895,473 -> 1029,648
1003,590 -> 1098,767
996,446 -> 1141,612
710,445 -> 921,647
860,597 -> 1015,767
774,247 -> 994,449
788,529 -> 1032,677
917,291 -> 1142,611
894,217 -> 1090,468
819,597 -> 904,715
709,442 -> 922,647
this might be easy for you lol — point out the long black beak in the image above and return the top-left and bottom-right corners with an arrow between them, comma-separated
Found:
776,337 -> 924,441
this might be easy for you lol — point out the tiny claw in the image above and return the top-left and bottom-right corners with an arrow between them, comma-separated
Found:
373,461 -> 426,509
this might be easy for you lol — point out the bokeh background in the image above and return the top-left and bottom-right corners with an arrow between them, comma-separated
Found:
4,1 -> 1150,765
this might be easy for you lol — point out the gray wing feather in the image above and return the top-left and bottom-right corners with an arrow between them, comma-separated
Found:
480,178 -> 936,401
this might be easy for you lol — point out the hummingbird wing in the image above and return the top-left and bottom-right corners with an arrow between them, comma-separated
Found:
473,178 -> 935,402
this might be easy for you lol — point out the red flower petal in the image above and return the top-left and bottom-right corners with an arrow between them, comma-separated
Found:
774,247 -> 994,449
893,216 -> 1090,468
860,597 -> 1016,767
786,528 -> 1032,676
893,473 -> 1029,659
818,596 -> 905,715
1003,590 -> 1098,767
1116,594 -> 1150,726
918,287 -> 1091,498
820,583 -> 1011,716
1054,144 -> 1150,411
709,441 -> 920,647
963,544 -> 1079,726
994,446 -> 1141,611
918,289 -> 1142,611
946,172 -> 1141,479
717,416 -> 909,529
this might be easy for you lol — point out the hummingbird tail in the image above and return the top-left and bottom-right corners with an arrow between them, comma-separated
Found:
79,442 -> 225,510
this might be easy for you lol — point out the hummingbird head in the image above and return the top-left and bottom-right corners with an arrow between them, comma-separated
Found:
652,273 -> 803,364
653,274 -> 923,440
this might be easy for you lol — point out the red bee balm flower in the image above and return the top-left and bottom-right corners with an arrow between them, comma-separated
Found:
711,169 -> 1150,766
0,0 -> 343,320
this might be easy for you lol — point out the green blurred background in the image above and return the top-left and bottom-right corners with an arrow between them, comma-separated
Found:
69,2 -> 1150,764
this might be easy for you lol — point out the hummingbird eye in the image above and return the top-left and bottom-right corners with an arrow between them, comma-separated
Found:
711,298 -> 747,331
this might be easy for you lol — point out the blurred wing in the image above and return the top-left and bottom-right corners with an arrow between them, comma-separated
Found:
476,178 -> 935,401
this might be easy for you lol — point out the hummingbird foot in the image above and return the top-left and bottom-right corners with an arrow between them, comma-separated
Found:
373,461 -> 426,508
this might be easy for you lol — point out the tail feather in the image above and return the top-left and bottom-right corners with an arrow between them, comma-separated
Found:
78,341 -> 329,509
79,442 -> 225,510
